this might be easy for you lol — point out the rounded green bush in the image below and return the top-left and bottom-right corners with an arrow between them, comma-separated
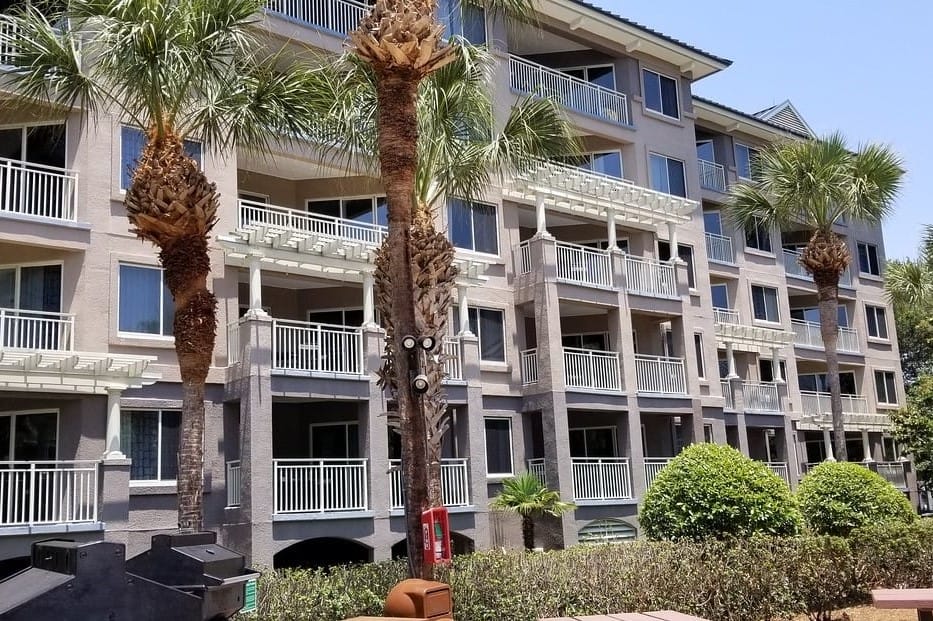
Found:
639,443 -> 802,540
797,461 -> 916,536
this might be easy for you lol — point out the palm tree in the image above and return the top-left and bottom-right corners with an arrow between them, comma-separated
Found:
0,0 -> 322,530
726,133 -> 903,462
491,472 -> 575,550
885,226 -> 933,385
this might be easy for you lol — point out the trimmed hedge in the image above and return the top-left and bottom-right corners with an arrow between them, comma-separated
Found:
639,443 -> 802,540
244,520 -> 933,621
798,461 -> 917,536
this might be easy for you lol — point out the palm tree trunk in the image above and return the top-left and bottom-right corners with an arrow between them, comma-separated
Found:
521,515 -> 535,551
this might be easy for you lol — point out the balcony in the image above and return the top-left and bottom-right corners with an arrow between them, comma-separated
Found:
791,319 -> 861,354
225,460 -> 242,508
571,457 -> 632,502
800,391 -> 869,417
766,462 -> 790,485
783,249 -> 852,286
635,354 -> 687,395
389,458 -> 470,510
0,157 -> 79,223
526,458 -> 546,484
0,17 -> 16,66
624,256 -> 678,299
742,382 -> 781,413
563,347 -> 622,392
520,348 -> 538,385
705,232 -> 735,264
644,457 -> 672,489
876,462 -> 907,490
443,337 -> 463,381
721,379 -> 734,410
508,55 -> 629,125
272,319 -> 364,376
273,458 -> 369,514
555,242 -> 613,289
713,308 -> 740,325
698,159 -> 726,193
1,308 -> 74,352
264,0 -> 367,36
0,461 -> 99,529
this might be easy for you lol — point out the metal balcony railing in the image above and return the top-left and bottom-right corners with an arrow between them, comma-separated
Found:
0,157 -> 79,222
0,461 -> 99,527
225,460 -> 242,508
389,458 -> 470,509
273,458 -> 368,513
571,457 -> 632,501
0,308 -> 75,352
555,242 -> 613,288
705,232 -> 734,264
644,457 -> 673,489
520,348 -> 538,385
791,319 -> 861,354
698,159 -> 726,192
742,381 -> 780,413
264,0 -> 368,35
624,255 -> 677,298
635,354 -> 687,395
272,319 -> 364,375
563,347 -> 621,392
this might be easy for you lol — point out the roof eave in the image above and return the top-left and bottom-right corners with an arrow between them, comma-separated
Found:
693,99 -> 807,142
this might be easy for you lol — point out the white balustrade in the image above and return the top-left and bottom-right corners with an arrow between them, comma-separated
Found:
0,17 -> 16,66
791,319 -> 861,353
624,255 -> 678,298
227,320 -> 242,365
272,319 -> 364,375
697,159 -> 726,192
520,348 -> 538,385
800,391 -> 869,416
713,307 -> 740,325
742,382 -> 780,413
570,457 -> 632,501
555,242 -> 613,288
635,354 -> 687,395
0,157 -> 79,222
705,232 -> 734,264
783,249 -> 851,285
0,461 -> 98,527
526,458 -> 546,484
765,461 -> 790,485
443,337 -> 462,381
389,458 -> 470,509
517,241 -> 532,275
875,462 -> 907,489
273,458 -> 368,513
721,379 -> 735,410
644,457 -> 672,489
238,199 -> 386,247
0,308 -> 74,352
264,0 -> 368,35
226,460 -> 242,508
509,55 -> 629,125
563,347 -> 621,392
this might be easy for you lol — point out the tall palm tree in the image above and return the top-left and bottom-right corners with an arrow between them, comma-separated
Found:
0,0 -> 322,530
726,133 -> 903,462
491,472 -> 575,550
885,226 -> 933,385
886,225 -> 933,308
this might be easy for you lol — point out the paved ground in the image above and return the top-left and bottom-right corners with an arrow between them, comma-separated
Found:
793,607 -> 917,621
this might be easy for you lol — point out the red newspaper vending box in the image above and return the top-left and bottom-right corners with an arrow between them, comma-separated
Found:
421,507 -> 451,564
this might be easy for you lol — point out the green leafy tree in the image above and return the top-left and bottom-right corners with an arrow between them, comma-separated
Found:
639,443 -> 802,540
490,472 -> 576,550
886,225 -> 933,385
0,0 -> 322,529
725,134 -> 904,461
890,375 -> 933,484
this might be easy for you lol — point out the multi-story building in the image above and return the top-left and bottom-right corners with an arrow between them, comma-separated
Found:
0,0 -> 910,572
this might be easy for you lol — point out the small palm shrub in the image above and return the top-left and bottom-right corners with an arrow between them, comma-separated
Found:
490,472 -> 575,550
797,461 -> 916,536
639,443 -> 802,540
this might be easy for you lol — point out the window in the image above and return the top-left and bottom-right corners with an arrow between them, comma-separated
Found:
561,333 -> 608,351
484,418 -> 513,476
311,423 -> 360,459
121,410 -> 181,482
875,370 -> 898,405
745,218 -> 772,252
0,411 -> 57,461
121,126 -> 201,190
759,359 -> 787,384
458,306 -> 504,362
308,308 -> 364,327
564,151 -> 622,179
703,424 -> 714,443
866,305 -> 889,339
662,327 -> 675,357
658,241 -> 694,288
798,372 -> 856,394
569,427 -> 617,457
562,65 -> 616,90
696,140 -> 715,163
790,306 -> 848,327
857,242 -> 881,276
710,283 -> 729,310
718,355 -> 729,379
694,333 -> 705,379
649,153 -> 686,197
751,285 -> 779,322
119,264 -> 174,336
306,196 -> 387,227
438,0 -> 486,44
0,264 -> 62,312
642,69 -> 679,118
734,143 -> 760,180
0,124 -> 66,169
448,198 -> 498,254
703,211 -> 723,236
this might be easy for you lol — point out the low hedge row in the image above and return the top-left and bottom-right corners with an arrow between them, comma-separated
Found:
244,520 -> 933,621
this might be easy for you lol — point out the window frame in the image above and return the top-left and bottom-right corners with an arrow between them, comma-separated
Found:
566,149 -> 624,179
484,417 -> 514,477
309,421 -> 360,459
648,152 -> 687,198
865,304 -> 889,340
874,370 -> 898,406
641,68 -> 680,119
857,242 -> 881,276
0,122 -> 68,168
120,125 -> 201,191
0,261 -> 64,312
658,240 -> 695,288
798,371 -> 857,395
744,217 -> 773,253
437,0 -> 487,45
694,333 -> 705,379
305,195 -> 387,227
569,425 -> 619,458
710,283 -> 730,310
734,143 -> 760,181
306,307 -> 365,327
447,197 -> 500,256
750,284 -> 780,323
0,409 -> 59,461
118,262 -> 174,338
122,409 -> 181,485
560,64 -> 617,90
703,210 -> 723,236
458,305 -> 506,363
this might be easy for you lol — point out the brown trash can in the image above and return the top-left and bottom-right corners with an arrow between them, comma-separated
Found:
384,579 -> 452,620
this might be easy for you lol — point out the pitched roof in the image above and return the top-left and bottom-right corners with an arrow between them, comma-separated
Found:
754,100 -> 815,138
693,95 -> 813,140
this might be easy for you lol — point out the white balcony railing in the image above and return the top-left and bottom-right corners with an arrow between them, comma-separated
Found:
721,379 -> 735,410
563,347 -> 621,392
443,337 -> 463,381
742,382 -> 780,413
875,462 -> 907,490
273,458 -> 368,514
389,458 -> 470,510
783,249 -> 851,285
791,319 -> 861,354
0,308 -> 75,352
571,457 -> 632,501
0,461 -> 99,527
0,157 -> 79,222
227,319 -> 242,365
644,457 -> 673,489
264,0 -> 368,35
238,199 -> 386,247
765,461 -> 790,485
527,458 -> 546,484
272,319 -> 364,375
713,307 -> 741,325
698,159 -> 726,192
555,242 -> 613,288
800,391 -> 869,416
624,255 -> 678,298
509,55 -> 629,125
0,17 -> 16,66
517,241 -> 532,275
226,460 -> 241,508
521,348 -> 538,385
635,354 -> 687,395
705,232 -> 735,264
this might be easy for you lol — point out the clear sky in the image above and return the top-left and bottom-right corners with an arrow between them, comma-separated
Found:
591,1 -> 931,259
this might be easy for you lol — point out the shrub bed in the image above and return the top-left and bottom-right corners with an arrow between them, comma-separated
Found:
244,520 -> 933,621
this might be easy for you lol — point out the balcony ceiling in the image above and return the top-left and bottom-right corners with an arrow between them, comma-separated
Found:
798,412 -> 891,432
714,322 -> 795,353
508,21 -> 591,55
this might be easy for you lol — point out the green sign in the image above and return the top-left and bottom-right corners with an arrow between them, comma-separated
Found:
241,578 -> 258,615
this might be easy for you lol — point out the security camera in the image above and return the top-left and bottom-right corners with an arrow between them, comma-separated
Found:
412,374 -> 429,394
401,335 -> 418,351
419,335 -> 437,351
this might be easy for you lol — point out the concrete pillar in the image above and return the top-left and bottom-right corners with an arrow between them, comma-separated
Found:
735,412 -> 750,456
539,392 -> 575,547
822,427 -> 835,461
725,342 -> 738,379
103,388 -> 125,461
247,254 -> 266,317
607,211 -> 617,249
458,286 -> 472,336
363,327 -> 390,526
462,336 -> 489,550
362,271 -> 377,328
99,459 -> 131,539
627,407 -> 646,498
666,222 -> 680,263
534,195 -> 548,237
861,429 -> 873,462
771,347 -> 784,383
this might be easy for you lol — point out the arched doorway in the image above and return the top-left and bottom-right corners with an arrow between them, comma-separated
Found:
273,537 -> 372,570
390,532 -> 474,559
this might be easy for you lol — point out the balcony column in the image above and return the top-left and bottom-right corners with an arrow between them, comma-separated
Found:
725,342 -> 738,379
534,195 -> 550,238
822,427 -> 836,462
458,286 -> 473,337
771,347 -> 785,384
666,222 -> 682,263
362,271 -> 377,328
103,388 -> 126,461
861,429 -> 874,462
607,210 -> 617,249
246,253 -> 267,317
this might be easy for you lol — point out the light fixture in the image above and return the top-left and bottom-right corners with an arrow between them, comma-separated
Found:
419,335 -> 437,351
401,335 -> 418,351
412,374 -> 429,394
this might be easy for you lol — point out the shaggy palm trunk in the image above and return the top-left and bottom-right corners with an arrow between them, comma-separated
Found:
802,231 -> 850,462
521,515 -> 535,551
125,130 -> 218,531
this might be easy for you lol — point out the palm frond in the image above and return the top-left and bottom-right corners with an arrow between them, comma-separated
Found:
886,259 -> 933,308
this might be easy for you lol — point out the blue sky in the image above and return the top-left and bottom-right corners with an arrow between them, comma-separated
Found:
593,1 -> 931,259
